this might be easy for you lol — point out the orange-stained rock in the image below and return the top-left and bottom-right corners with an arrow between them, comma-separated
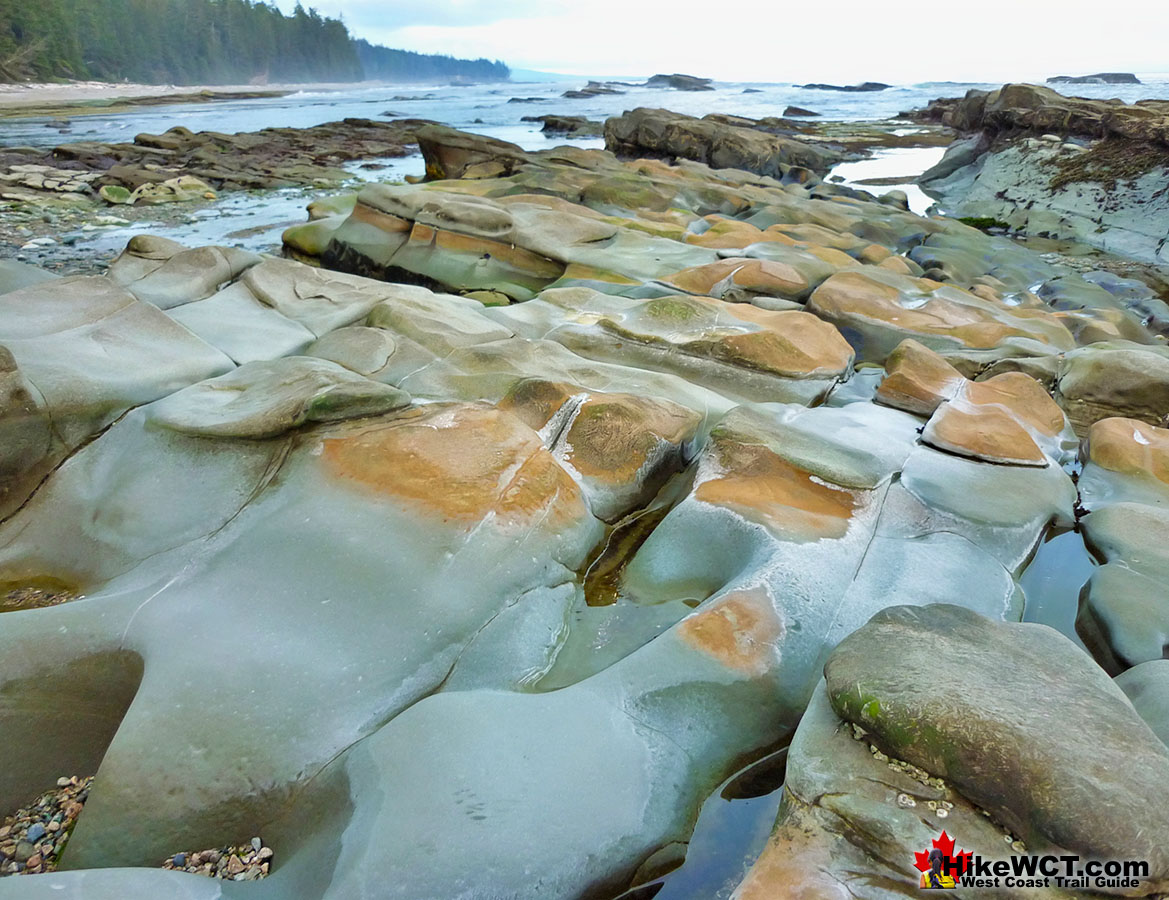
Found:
498,379 -> 701,485
712,307 -> 856,378
684,218 -> 796,249
858,243 -> 893,264
555,262 -> 641,287
732,802 -> 855,900
878,342 -> 1069,460
678,587 -> 784,676
662,258 -> 809,300
922,401 -> 1047,466
877,255 -> 915,275
875,338 -> 965,416
798,245 -> 856,268
406,223 -> 564,278
768,222 -> 866,254
347,202 -> 413,235
496,378 -> 580,433
695,432 -> 863,540
564,394 -> 699,484
1085,417 -> 1169,484
495,192 -> 609,220
965,371 -> 1066,437
808,270 -> 1074,355
320,403 -> 589,527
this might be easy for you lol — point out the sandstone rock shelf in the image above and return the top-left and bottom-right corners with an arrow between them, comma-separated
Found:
0,113 -> 1167,900
913,83 -> 1169,264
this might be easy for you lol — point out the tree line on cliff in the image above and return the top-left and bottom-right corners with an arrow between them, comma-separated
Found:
0,0 -> 510,85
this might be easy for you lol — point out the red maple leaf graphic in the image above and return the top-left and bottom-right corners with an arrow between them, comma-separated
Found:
914,830 -> 970,875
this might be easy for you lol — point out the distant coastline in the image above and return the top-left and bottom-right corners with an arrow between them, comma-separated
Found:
0,80 -> 439,118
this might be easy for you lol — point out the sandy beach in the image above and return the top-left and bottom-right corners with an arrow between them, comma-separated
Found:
0,80 -> 367,116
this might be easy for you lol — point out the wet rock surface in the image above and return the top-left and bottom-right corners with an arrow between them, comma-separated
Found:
0,117 -> 426,200
824,605 -> 1169,879
914,83 -> 1169,264
1076,417 -> 1169,674
604,106 -> 842,175
1,110 -> 1168,900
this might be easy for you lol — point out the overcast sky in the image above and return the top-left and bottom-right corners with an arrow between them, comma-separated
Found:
274,0 -> 1168,83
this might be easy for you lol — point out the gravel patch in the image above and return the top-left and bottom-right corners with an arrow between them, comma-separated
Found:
0,776 -> 91,875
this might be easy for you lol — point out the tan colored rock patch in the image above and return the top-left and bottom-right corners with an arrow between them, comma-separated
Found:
875,338 -> 965,415
696,436 -> 861,540
809,270 -> 1073,352
565,394 -> 699,484
965,372 -> 1066,437
496,379 -> 580,433
768,222 -> 867,255
678,587 -> 783,676
348,203 -> 413,236
799,245 -> 856,268
922,401 -> 1047,466
663,258 -> 809,300
713,308 -> 855,378
408,224 -> 565,279
732,802 -> 853,900
684,218 -> 795,250
879,339 -> 1069,465
499,379 -> 700,487
1086,417 -> 1169,484
320,403 -> 587,527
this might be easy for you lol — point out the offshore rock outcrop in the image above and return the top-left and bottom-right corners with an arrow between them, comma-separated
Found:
604,107 -> 842,176
1047,73 -> 1141,85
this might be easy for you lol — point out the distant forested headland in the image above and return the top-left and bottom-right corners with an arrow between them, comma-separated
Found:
0,0 -> 510,85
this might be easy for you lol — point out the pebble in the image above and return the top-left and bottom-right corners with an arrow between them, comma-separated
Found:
896,793 -> 916,808
0,776 -> 92,877
162,837 -> 271,881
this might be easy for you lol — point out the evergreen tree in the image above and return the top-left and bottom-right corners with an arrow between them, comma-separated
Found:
0,0 -> 505,85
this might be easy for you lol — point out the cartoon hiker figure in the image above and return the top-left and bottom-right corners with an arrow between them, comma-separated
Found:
919,848 -> 958,889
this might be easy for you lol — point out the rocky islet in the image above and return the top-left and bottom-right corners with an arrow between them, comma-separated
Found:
0,83 -> 1167,900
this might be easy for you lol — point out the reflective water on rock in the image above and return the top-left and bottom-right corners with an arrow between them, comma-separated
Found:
621,751 -> 788,900
1019,526 -> 1096,651
829,145 -> 947,214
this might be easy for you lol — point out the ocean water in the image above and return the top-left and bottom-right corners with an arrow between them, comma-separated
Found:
4,76 -> 1169,151
7,76 -> 1169,267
